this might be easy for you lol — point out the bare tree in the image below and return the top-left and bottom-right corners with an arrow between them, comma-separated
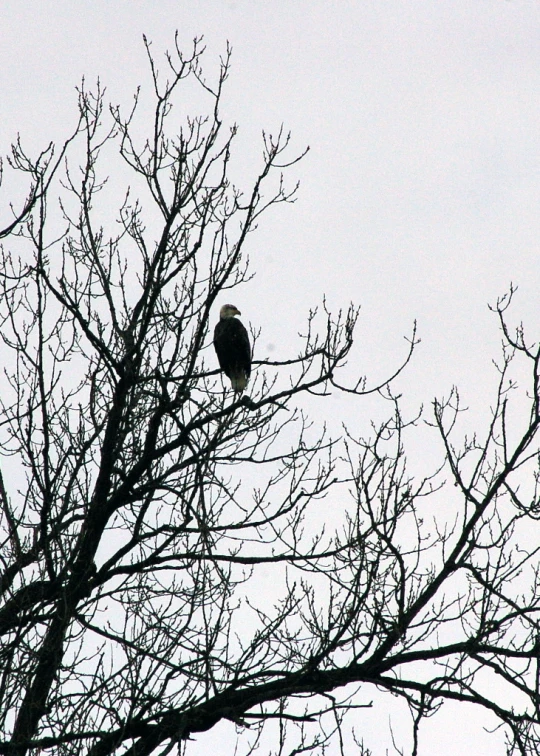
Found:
0,35 -> 540,756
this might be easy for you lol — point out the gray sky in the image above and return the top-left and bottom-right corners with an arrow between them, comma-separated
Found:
2,1 -> 540,753
3,1 -> 540,399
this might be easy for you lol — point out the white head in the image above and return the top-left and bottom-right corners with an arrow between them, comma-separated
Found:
219,304 -> 241,319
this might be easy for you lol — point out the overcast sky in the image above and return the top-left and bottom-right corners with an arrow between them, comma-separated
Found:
2,1 -> 540,753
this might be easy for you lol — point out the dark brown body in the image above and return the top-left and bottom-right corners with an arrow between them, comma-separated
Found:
213,309 -> 251,392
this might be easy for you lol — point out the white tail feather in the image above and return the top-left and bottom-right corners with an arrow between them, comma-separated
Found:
230,373 -> 247,392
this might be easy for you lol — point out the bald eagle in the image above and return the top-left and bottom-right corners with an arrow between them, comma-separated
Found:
213,304 -> 252,393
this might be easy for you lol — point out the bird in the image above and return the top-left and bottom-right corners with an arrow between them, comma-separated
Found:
213,304 -> 252,393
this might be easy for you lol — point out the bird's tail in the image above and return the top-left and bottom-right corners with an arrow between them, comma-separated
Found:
230,372 -> 248,393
